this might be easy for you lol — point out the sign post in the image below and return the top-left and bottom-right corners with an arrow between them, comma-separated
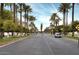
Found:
76,24 -> 79,47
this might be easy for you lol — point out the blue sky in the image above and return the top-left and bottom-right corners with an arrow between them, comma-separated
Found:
5,3 -> 79,31
28,3 -> 61,31
27,3 -> 79,31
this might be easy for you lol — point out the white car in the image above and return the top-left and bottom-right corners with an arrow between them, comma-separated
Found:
54,32 -> 62,38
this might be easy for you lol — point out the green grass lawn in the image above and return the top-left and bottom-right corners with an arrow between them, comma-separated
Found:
0,35 -> 27,46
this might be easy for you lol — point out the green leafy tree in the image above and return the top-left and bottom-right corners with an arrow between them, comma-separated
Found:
3,20 -> 18,32
2,10 -> 13,20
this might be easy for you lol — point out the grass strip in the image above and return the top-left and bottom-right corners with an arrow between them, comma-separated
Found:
0,35 -> 28,46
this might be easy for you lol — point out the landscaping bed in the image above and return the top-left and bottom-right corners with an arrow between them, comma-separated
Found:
0,35 -> 29,46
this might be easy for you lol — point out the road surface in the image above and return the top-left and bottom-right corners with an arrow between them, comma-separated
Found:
0,33 -> 79,55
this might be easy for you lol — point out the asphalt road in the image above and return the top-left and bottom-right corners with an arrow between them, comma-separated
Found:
0,33 -> 79,55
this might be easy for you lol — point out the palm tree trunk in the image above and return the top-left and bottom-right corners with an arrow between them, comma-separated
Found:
12,3 -> 16,36
25,11 -> 27,27
65,11 -> 68,34
27,11 -> 29,30
20,4 -> 22,25
15,5 -> 17,21
1,3 -> 4,19
1,3 -> 4,38
72,3 -> 75,37
66,12 -> 68,26
63,11 -> 66,35
13,3 -> 16,23
20,12 -> 22,25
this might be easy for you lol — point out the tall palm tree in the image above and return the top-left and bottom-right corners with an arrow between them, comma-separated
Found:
65,4 -> 71,26
11,3 -> 16,36
1,3 -> 4,19
50,13 -> 60,28
0,3 -> 4,38
13,3 -> 16,23
72,3 -> 75,37
23,4 -> 32,29
15,4 -> 19,21
28,15 -> 36,31
18,3 -> 23,25
58,3 -> 71,35
50,13 -> 57,26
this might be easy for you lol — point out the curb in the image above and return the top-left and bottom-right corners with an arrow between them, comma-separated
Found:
0,37 -> 28,48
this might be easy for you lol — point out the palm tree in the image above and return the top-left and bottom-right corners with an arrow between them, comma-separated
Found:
29,22 -> 37,33
28,16 -> 36,33
5,3 -> 18,21
50,13 -> 60,28
1,3 -> 4,19
0,3 -> 4,38
15,4 -> 19,21
13,3 -> 16,23
28,15 -> 36,22
72,3 -> 75,37
50,13 -> 57,26
18,3 -> 23,25
65,4 -> 71,26
11,3 -> 16,36
23,4 -> 32,29
58,3 -> 71,35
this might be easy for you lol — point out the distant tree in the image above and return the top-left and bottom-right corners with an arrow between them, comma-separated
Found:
40,23 -> 43,33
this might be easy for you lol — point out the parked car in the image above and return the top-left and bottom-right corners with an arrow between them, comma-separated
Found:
54,32 -> 62,38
